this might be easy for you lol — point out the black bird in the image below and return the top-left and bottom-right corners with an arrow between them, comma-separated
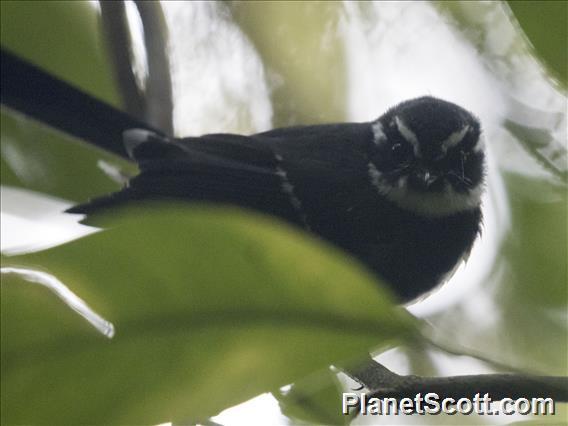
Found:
68,96 -> 485,303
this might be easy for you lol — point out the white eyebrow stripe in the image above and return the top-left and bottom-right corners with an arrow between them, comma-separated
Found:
394,116 -> 419,154
371,120 -> 387,145
473,134 -> 485,153
441,125 -> 470,151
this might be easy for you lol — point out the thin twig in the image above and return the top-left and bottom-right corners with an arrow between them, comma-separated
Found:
419,323 -> 533,375
345,358 -> 568,409
134,0 -> 174,136
99,0 -> 146,121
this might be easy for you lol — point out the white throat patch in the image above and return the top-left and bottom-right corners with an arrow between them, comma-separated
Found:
367,162 -> 482,217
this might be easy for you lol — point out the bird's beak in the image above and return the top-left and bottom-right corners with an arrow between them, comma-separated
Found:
417,170 -> 438,187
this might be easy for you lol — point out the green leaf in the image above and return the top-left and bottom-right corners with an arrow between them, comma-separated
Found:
1,204 -> 419,424
1,110 -> 135,201
275,368 -> 349,425
507,0 -> 567,90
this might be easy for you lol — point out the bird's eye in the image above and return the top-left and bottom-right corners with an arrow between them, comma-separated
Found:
391,143 -> 412,163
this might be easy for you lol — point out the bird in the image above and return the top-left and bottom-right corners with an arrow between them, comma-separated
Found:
67,96 -> 486,303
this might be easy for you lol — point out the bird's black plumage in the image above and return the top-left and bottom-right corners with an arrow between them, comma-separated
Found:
68,96 -> 485,303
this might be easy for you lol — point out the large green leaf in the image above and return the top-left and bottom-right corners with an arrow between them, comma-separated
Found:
507,0 -> 567,89
0,110 -> 135,201
1,204 -> 419,424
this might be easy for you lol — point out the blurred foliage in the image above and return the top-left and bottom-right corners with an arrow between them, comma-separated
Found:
506,0 -> 567,89
275,369 -> 349,425
426,172 -> 567,379
510,403 -> 568,425
0,0 -> 136,201
491,173 -> 567,373
505,119 -> 567,184
1,110 -> 134,202
0,1 -> 567,425
229,1 -> 347,127
0,0 -> 120,106
503,174 -> 567,308
1,205 -> 417,424
435,1 -> 567,95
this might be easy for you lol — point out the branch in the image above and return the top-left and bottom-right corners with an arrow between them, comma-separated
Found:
346,358 -> 568,404
99,0 -> 146,122
134,0 -> 174,136
100,0 -> 174,136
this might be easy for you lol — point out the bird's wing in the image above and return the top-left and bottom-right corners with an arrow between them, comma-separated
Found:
256,123 -> 351,140
126,130 -> 278,174
67,129 -> 303,225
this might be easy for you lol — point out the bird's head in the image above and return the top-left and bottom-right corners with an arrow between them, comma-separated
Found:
368,96 -> 485,217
